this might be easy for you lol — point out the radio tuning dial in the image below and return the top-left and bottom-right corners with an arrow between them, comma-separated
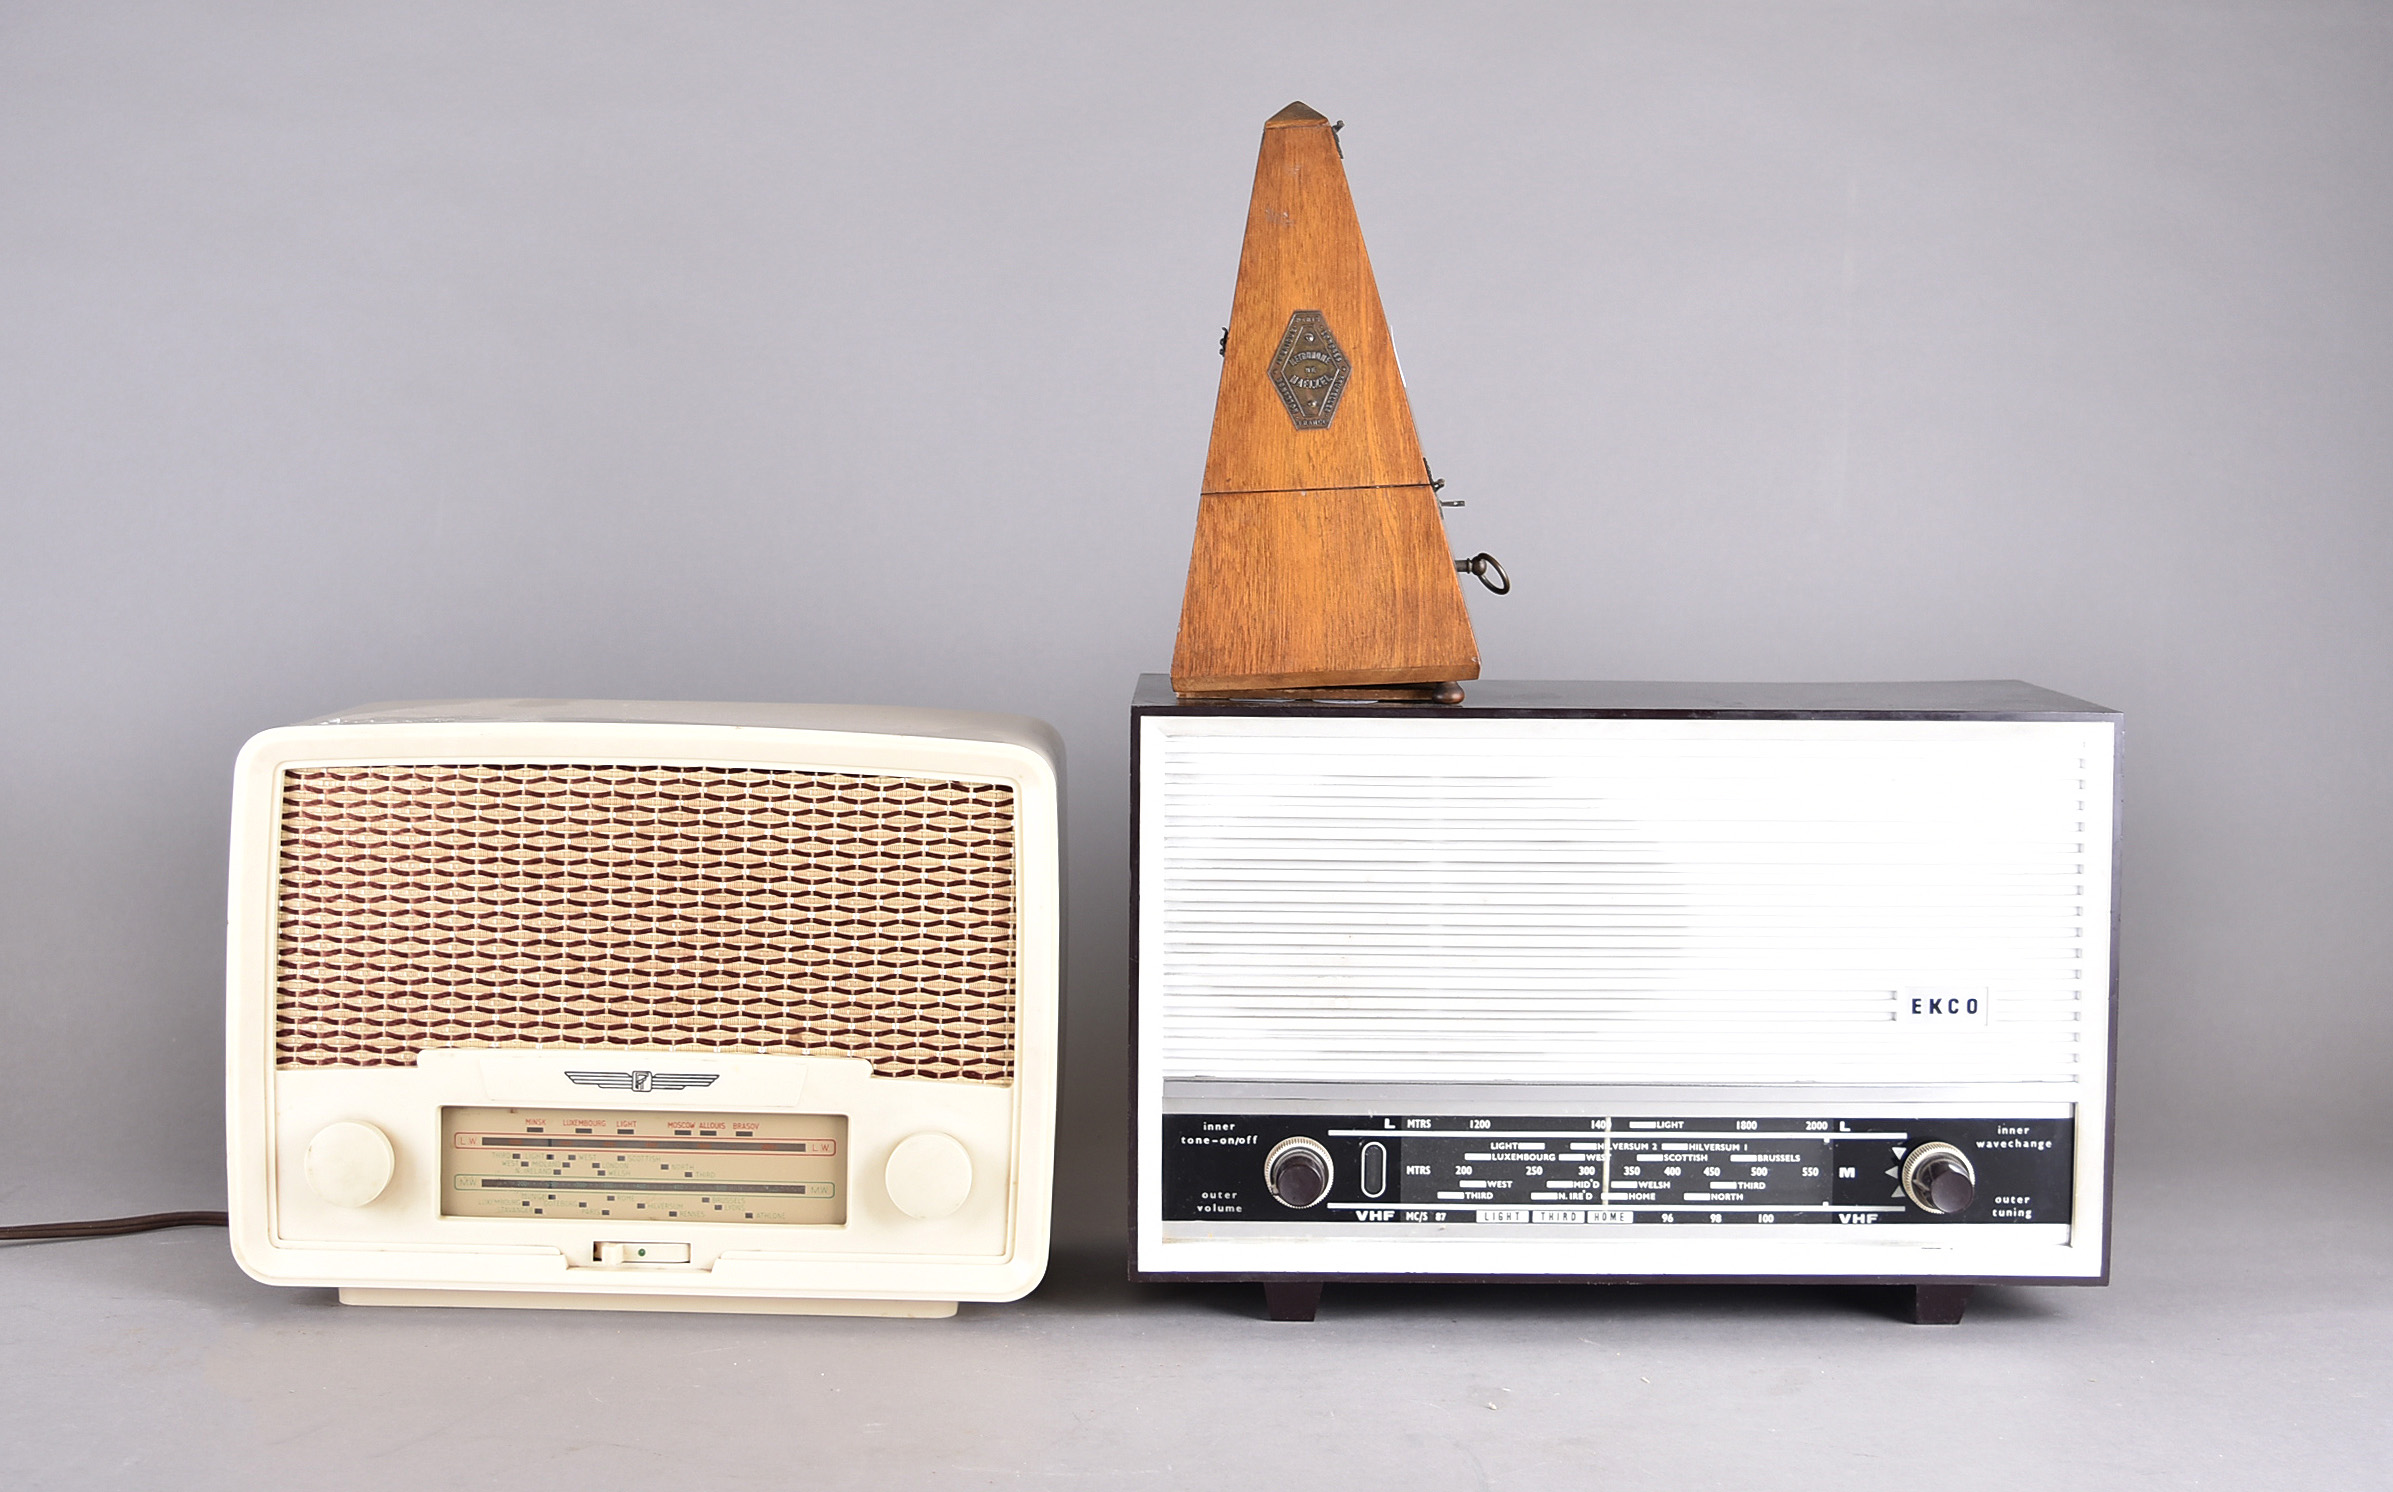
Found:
1901,1141 -> 1978,1215
1265,1137 -> 1333,1209
303,1120 -> 395,1208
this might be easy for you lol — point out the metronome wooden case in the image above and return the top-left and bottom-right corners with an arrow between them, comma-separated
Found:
1171,103 -> 1481,698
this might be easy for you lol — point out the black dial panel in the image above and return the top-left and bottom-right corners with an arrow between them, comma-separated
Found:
1164,1114 -> 2071,1226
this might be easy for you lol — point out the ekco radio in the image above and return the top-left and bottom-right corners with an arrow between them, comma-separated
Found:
1131,679 -> 2119,1324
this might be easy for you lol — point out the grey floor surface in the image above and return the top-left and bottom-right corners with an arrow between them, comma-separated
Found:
4,1157 -> 2384,1490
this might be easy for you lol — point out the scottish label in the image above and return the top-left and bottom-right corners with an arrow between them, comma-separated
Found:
1269,309 -> 1351,429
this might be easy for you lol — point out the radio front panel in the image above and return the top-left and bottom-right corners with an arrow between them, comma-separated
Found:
262,1053 -> 1017,1286
1161,1110 -> 2073,1231
1131,681 -> 2120,1287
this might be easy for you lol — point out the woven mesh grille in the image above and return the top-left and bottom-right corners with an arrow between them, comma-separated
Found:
275,763 -> 1018,1082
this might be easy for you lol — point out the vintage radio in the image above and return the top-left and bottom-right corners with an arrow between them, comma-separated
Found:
1132,678 -> 2119,1323
227,698 -> 1059,1316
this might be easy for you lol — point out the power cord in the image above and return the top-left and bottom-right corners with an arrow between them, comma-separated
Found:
1,1211 -> 228,1242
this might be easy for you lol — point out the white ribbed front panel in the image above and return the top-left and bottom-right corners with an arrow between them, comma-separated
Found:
1144,718 -> 2113,1088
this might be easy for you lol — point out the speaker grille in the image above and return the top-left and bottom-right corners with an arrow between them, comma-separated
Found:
275,764 -> 1018,1082
1148,719 -> 2108,1087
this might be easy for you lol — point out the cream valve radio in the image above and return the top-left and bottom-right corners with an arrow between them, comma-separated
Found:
226,699 -> 1060,1315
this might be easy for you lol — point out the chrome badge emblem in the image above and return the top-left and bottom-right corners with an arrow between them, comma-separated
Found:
565,1070 -> 720,1093
1269,309 -> 1351,430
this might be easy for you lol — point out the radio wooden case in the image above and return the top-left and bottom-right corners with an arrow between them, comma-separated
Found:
1131,678 -> 2120,1323
227,698 -> 1059,1316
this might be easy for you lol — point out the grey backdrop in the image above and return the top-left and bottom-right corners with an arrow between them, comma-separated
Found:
5,3 -> 2388,1254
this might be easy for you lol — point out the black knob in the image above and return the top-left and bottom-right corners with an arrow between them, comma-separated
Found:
1918,1157 -> 1975,1214
1266,1140 -> 1332,1208
1901,1142 -> 1978,1215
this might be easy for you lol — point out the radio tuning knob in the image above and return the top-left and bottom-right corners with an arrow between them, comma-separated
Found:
1901,1142 -> 1978,1215
1265,1137 -> 1333,1209
303,1121 -> 395,1208
884,1132 -> 974,1219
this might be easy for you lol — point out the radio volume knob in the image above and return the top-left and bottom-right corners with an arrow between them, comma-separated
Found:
303,1121 -> 395,1208
1900,1142 -> 1978,1215
1265,1137 -> 1334,1209
884,1132 -> 974,1219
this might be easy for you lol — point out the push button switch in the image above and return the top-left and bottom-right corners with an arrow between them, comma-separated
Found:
594,1242 -> 691,1265
1359,1140 -> 1388,1199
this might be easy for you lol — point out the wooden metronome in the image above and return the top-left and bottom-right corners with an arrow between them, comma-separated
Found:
1170,103 -> 1500,702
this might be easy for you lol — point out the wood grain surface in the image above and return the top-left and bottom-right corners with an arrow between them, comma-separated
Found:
1171,102 -> 1479,695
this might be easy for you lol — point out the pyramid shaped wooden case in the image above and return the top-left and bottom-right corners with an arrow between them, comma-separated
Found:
1169,103 -> 1480,696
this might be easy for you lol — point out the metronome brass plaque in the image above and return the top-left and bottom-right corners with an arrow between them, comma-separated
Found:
1268,309 -> 1350,429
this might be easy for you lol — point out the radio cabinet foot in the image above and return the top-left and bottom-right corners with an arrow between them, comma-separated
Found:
1908,1284 -> 1973,1325
1263,1281 -> 1322,1322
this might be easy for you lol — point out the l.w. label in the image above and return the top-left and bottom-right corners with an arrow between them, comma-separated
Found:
1896,988 -> 1992,1025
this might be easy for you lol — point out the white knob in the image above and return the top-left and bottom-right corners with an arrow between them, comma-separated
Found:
303,1121 -> 395,1208
883,1132 -> 973,1219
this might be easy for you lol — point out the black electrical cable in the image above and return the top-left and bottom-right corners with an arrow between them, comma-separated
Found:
0,1211 -> 228,1242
